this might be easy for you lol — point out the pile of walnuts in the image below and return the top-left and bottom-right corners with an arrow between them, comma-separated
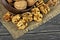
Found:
3,0 -> 58,30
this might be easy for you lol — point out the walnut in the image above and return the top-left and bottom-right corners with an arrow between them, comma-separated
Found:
38,4 -> 50,14
46,0 -> 58,6
14,0 -> 25,2
44,4 -> 50,12
31,8 -> 43,22
17,19 -> 28,30
35,0 -> 50,14
31,8 -> 40,13
27,0 -> 36,6
39,5 -> 47,14
33,12 -> 43,22
14,1 -> 27,10
34,16 -> 43,22
22,12 -> 33,22
33,13 -> 43,22
36,0 -> 44,6
12,14 -> 21,24
3,11 -> 12,22
7,0 -> 13,3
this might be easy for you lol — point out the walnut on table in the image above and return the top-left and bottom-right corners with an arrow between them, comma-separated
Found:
33,13 -> 43,22
7,0 -> 13,3
46,0 -> 58,6
37,3 -> 50,14
22,12 -> 33,22
31,7 -> 40,13
36,0 -> 44,6
31,8 -> 43,22
17,19 -> 28,30
12,14 -> 21,24
3,11 -> 13,22
35,0 -> 50,14
14,0 -> 25,2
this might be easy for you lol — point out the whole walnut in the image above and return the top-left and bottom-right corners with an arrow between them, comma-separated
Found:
14,1 -> 27,10
27,0 -> 36,6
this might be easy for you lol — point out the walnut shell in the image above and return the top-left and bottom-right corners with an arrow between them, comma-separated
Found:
7,0 -> 13,3
14,1 -> 27,10
27,0 -> 36,6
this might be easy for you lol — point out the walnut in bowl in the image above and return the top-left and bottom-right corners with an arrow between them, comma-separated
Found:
2,0 -> 35,14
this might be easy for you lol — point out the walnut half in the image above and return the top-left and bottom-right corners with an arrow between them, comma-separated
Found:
3,11 -> 13,22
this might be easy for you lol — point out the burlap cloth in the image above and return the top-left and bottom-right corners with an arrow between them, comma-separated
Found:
0,0 -> 60,39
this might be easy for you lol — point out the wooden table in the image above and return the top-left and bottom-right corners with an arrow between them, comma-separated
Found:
0,0 -> 60,40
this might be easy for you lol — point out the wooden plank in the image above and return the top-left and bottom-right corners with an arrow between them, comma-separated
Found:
0,22 -> 9,33
17,32 -> 60,40
26,21 -> 60,33
0,36 -> 13,40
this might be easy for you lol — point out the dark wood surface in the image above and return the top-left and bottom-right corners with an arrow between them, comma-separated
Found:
0,0 -> 60,40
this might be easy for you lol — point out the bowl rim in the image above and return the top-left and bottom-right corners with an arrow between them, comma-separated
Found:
1,0 -> 34,14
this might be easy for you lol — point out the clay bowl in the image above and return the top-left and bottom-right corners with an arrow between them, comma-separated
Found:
1,0 -> 34,14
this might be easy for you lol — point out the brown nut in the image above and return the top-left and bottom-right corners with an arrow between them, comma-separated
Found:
39,5 -> 47,14
17,19 -> 28,30
14,1 -> 27,10
33,13 -> 43,22
46,0 -> 58,6
51,0 -> 58,6
44,4 -> 50,12
12,14 -> 21,24
35,12 -> 43,18
31,7 -> 43,18
26,12 -> 33,22
36,0 -> 44,6
14,0 -> 25,2
31,8 -> 43,22
27,0 -> 36,6
38,3 -> 50,14
3,11 -> 12,22
31,8 -> 40,14
33,12 -> 43,19
34,16 -> 43,22
7,0 -> 13,3
33,12 -> 43,22
22,12 -> 33,22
